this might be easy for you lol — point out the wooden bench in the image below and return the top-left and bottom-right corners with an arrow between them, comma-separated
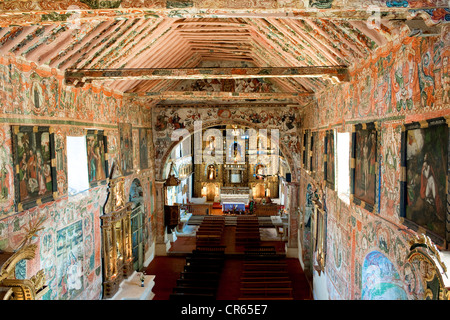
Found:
243,264 -> 287,271
173,286 -> 217,295
238,297 -> 294,300
244,259 -> 287,265
241,281 -> 292,288
241,270 -> 289,277
180,271 -> 220,280
186,256 -> 225,265
184,264 -> 222,273
240,276 -> 291,282
240,287 -> 293,297
176,278 -> 219,287
170,292 -> 216,300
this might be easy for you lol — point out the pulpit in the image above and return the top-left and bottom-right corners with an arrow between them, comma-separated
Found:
101,162 -> 133,298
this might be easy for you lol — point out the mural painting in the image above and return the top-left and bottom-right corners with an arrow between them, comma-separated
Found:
325,130 -> 335,188
362,250 -> 407,300
402,118 -> 448,241
86,130 -> 107,186
56,220 -> 84,300
139,128 -> 149,170
118,122 -> 133,175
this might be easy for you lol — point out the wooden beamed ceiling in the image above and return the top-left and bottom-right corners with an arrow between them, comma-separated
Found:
0,1 -> 446,104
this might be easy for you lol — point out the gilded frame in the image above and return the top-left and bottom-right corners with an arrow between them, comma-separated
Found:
312,199 -> 327,275
302,129 -> 309,169
350,122 -> 378,212
324,129 -> 335,189
11,125 -> 57,211
86,129 -> 108,187
400,117 -> 449,248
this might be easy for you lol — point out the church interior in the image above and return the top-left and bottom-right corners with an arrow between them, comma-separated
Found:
0,0 -> 449,301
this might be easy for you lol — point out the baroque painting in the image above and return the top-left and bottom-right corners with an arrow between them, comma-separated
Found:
86,130 -> 107,186
139,128 -> 149,170
352,123 -> 377,211
12,125 -> 56,210
325,130 -> 335,188
401,117 -> 448,243
118,122 -> 133,175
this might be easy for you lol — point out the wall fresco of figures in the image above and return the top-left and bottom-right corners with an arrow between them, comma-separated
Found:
300,29 -> 449,299
0,57 -> 156,300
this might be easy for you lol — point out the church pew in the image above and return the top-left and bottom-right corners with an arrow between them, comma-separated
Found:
184,264 -> 223,273
241,281 -> 292,288
176,278 -> 219,287
196,230 -> 224,236
180,271 -> 221,280
243,264 -> 287,271
169,292 -> 216,300
243,259 -> 287,265
186,256 -> 225,264
172,286 -> 217,295
241,270 -> 289,277
238,297 -> 294,301
239,287 -> 293,298
240,276 -> 291,282
191,246 -> 226,255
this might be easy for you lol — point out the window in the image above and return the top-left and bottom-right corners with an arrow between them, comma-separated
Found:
67,136 -> 89,195
336,132 -> 350,204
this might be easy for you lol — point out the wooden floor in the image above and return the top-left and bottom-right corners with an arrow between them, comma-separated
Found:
145,224 -> 313,300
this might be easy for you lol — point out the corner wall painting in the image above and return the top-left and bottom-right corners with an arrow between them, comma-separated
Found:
325,130 -> 335,189
351,123 -> 378,212
118,122 -> 133,175
11,125 -> 57,211
400,117 -> 449,246
139,128 -> 149,170
362,250 -> 408,300
86,130 -> 108,187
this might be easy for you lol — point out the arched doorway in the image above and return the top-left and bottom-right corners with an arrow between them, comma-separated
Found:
129,178 -> 145,271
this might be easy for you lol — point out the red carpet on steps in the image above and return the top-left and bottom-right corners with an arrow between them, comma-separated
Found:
144,224 -> 313,300
145,256 -> 312,300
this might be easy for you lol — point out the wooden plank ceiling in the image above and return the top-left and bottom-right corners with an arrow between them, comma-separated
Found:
0,3 -> 439,103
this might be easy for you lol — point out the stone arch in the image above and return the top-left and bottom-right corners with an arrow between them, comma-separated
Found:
157,118 -> 298,182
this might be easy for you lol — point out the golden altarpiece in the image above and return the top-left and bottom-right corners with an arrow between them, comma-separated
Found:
407,234 -> 450,300
101,162 -> 133,298
0,217 -> 49,300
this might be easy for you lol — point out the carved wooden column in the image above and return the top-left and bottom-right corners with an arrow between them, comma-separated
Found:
286,181 -> 300,258
154,180 -> 171,255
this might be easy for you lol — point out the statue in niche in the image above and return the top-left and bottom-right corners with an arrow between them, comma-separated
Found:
207,164 -> 216,180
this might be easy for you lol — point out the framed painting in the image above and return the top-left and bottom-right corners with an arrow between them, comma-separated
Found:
351,122 -> 378,212
324,130 -> 335,189
139,128 -> 149,170
309,131 -> 315,172
86,130 -> 108,187
118,123 -> 133,175
302,130 -> 308,169
400,117 -> 449,247
12,125 -> 57,211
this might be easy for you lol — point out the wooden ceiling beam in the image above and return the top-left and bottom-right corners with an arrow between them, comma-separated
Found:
123,91 -> 313,101
64,66 -> 349,86
0,3 -> 446,27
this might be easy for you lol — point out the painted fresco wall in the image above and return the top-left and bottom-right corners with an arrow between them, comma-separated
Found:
0,55 -> 156,300
299,26 -> 450,299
